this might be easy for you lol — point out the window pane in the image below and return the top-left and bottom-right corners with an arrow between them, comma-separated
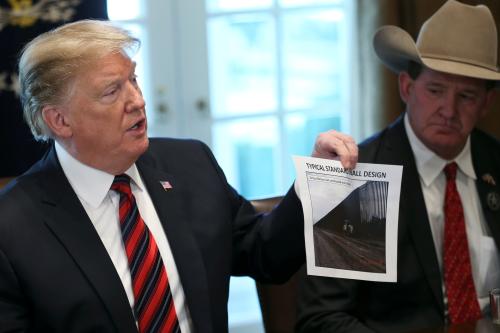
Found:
284,113 -> 342,184
212,117 -> 279,198
207,0 -> 272,13
208,14 -> 277,117
228,277 -> 264,332
282,9 -> 347,114
280,0 -> 343,7
107,0 -> 143,20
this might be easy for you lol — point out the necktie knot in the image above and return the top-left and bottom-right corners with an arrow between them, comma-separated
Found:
111,174 -> 132,196
444,162 -> 458,181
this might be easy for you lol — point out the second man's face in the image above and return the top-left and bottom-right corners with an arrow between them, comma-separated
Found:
59,52 -> 149,174
399,67 -> 493,159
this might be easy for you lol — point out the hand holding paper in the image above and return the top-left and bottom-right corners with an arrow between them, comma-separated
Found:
311,130 -> 358,169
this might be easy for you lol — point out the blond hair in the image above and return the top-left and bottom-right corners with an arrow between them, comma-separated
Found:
19,19 -> 140,141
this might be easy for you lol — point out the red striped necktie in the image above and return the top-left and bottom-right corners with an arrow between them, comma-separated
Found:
443,163 -> 482,324
112,174 -> 181,333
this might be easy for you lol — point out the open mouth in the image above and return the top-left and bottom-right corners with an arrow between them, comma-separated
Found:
128,119 -> 145,131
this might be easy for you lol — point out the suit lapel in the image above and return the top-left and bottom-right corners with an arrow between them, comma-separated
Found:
379,118 -> 444,311
37,147 -> 137,332
470,133 -> 500,245
137,154 -> 213,333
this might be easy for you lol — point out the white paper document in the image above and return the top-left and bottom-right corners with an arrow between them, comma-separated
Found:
293,156 -> 403,282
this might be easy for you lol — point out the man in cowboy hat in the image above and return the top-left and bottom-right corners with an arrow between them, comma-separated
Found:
296,1 -> 500,332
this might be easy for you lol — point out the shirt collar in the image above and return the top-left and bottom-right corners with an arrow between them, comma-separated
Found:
403,114 -> 476,186
55,141 -> 144,208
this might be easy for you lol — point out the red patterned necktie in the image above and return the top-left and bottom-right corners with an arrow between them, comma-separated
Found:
112,174 -> 181,333
443,163 -> 482,324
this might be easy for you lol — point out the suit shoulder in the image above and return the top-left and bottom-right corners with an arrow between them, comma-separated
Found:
0,172 -> 39,204
471,129 -> 500,169
148,137 -> 208,153
359,117 -> 404,149
0,174 -> 44,235
143,137 -> 217,169
357,116 -> 406,163
359,129 -> 385,149
472,129 -> 500,149
357,127 -> 391,162
0,158 -> 47,194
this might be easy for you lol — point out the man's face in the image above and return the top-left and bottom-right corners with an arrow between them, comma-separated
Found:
399,67 -> 494,159
59,52 -> 149,174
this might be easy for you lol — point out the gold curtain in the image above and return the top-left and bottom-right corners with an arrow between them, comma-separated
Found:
356,0 -> 500,139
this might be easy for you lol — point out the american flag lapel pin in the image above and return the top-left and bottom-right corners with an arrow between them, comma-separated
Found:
160,180 -> 173,191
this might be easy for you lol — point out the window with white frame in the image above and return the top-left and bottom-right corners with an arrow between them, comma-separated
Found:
207,0 -> 353,199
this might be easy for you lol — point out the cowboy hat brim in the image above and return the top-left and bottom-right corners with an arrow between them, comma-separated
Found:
373,25 -> 500,81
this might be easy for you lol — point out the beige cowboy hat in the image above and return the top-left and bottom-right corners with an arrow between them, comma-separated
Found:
373,0 -> 500,81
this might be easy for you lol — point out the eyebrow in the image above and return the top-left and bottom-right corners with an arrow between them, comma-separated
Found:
99,61 -> 138,91
425,82 -> 445,89
426,81 -> 482,93
130,61 -> 137,75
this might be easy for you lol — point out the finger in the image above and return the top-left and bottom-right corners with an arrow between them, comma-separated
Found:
312,131 -> 341,158
338,141 -> 356,169
313,130 -> 345,158
328,131 -> 357,169
312,130 -> 358,169
340,136 -> 358,169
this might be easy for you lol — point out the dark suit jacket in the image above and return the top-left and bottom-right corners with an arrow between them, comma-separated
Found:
296,116 -> 500,333
0,138 -> 304,333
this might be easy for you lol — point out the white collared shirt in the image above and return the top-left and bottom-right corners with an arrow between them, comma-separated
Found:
404,114 -> 500,313
55,142 -> 193,332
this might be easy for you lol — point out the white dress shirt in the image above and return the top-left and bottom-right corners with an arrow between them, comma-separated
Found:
55,142 -> 193,332
404,114 -> 500,314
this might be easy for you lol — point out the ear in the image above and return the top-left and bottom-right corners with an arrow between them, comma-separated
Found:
398,71 -> 414,103
41,105 -> 73,139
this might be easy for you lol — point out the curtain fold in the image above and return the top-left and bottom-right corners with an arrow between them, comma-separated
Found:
0,0 -> 108,177
357,0 -> 500,140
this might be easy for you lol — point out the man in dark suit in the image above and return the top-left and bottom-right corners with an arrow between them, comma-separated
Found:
0,19 -> 357,333
296,1 -> 500,332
